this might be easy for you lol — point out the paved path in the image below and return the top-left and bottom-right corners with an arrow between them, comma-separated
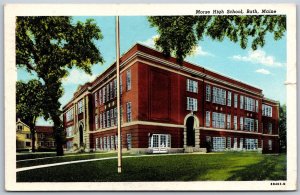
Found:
17,153 -> 104,162
16,153 -> 209,172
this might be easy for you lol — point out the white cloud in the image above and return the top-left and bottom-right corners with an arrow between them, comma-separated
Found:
231,49 -> 285,67
140,35 -> 159,48
255,68 -> 271,75
192,45 -> 214,57
63,69 -> 96,85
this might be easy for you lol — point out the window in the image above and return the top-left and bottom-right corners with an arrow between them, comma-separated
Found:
240,138 -> 244,149
187,79 -> 198,93
38,133 -> 44,139
107,136 -> 110,150
110,109 -> 114,126
240,117 -> 244,130
268,140 -> 272,150
227,91 -> 232,106
234,94 -> 238,108
99,90 -> 102,105
126,102 -> 132,122
106,84 -> 110,101
255,100 -> 258,112
78,100 -> 84,114
227,114 -> 231,129
234,138 -> 238,149
107,111 -> 110,127
244,118 -> 255,131
114,79 -> 117,98
240,95 -> 244,109
187,97 -> 198,111
245,97 -> 255,112
66,126 -> 73,137
95,115 -> 98,129
66,108 -> 74,122
245,138 -> 258,150
114,107 -> 117,126
234,116 -> 237,130
102,87 -> 106,103
126,69 -> 131,91
99,137 -> 103,150
212,112 -> 226,129
212,137 -> 226,151
120,76 -> 123,94
120,107 -> 123,124
100,113 -> 103,129
103,112 -> 106,128
26,142 -> 31,147
17,125 -> 23,131
95,93 -> 98,107
262,104 -> 272,117
255,119 -> 258,132
212,87 -> 226,105
110,81 -> 113,100
26,133 -> 31,139
205,111 -> 210,127
227,137 -> 231,149
206,85 -> 211,101
127,134 -> 132,150
95,138 -> 99,149
103,137 -> 107,150
115,135 -> 118,149
111,136 -> 115,150
268,122 -> 272,134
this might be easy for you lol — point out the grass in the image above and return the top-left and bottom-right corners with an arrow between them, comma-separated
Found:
16,152 -> 286,182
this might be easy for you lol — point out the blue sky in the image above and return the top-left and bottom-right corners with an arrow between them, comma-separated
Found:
17,16 -> 287,126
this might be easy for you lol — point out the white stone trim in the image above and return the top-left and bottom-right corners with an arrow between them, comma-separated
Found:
201,127 -> 279,136
89,121 -> 184,134
204,80 -> 263,99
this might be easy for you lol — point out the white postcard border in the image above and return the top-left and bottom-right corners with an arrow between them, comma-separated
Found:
4,3 -> 297,191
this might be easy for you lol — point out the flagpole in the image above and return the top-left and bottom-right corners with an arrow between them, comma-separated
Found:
116,16 -> 122,174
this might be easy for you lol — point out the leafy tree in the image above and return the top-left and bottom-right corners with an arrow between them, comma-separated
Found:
148,16 -> 286,63
16,17 -> 104,156
279,104 -> 286,152
16,80 -> 44,152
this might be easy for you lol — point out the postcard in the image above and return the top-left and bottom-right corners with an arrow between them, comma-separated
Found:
4,3 -> 297,191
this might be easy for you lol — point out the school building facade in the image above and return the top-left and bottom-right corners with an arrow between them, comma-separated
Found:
62,43 -> 280,154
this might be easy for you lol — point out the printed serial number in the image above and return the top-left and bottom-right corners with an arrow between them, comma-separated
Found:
270,182 -> 286,185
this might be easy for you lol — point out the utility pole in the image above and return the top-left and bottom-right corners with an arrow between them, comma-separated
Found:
116,16 -> 122,174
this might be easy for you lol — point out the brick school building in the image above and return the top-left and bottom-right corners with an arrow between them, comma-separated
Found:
63,43 -> 280,154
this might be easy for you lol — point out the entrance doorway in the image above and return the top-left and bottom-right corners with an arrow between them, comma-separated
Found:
186,116 -> 195,147
79,124 -> 83,147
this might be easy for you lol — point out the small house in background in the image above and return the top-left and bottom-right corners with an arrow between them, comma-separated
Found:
16,119 -> 55,152
35,126 -> 56,150
16,118 -> 37,151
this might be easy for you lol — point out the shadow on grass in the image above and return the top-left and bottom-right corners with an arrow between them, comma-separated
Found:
16,153 -> 286,182
226,154 -> 287,181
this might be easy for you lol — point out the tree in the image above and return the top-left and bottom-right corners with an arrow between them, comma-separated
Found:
148,16 -> 286,63
16,17 -> 104,156
16,80 -> 44,152
279,104 -> 286,152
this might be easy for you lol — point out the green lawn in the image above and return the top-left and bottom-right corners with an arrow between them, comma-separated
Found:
17,152 -> 286,182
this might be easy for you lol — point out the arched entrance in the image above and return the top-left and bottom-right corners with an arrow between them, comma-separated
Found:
186,116 -> 195,147
79,123 -> 84,147
183,113 -> 200,151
